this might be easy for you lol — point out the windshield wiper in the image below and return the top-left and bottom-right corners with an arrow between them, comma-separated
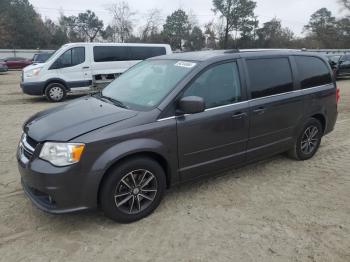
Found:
96,92 -> 129,109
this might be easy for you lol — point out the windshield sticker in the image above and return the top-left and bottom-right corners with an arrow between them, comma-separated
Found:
174,61 -> 197,68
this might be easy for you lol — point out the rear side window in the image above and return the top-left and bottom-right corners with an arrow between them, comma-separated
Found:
295,56 -> 332,89
94,46 -> 166,62
128,47 -> 166,60
94,46 -> 129,62
246,58 -> 294,99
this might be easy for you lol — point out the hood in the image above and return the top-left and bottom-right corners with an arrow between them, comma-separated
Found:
23,63 -> 45,72
24,96 -> 137,142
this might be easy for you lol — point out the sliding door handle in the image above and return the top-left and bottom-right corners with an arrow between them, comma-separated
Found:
253,107 -> 265,115
232,112 -> 247,120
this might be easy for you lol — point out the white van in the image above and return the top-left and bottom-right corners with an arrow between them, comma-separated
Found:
21,43 -> 172,102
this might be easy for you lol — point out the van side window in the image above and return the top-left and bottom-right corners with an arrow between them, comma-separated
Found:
295,56 -> 332,89
93,46 -> 166,62
246,58 -> 294,99
56,47 -> 85,68
184,62 -> 241,109
128,47 -> 166,60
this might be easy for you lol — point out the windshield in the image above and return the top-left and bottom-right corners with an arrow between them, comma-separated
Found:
102,60 -> 197,110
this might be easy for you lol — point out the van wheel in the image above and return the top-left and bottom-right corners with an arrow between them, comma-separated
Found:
100,157 -> 166,223
45,83 -> 66,102
288,118 -> 323,161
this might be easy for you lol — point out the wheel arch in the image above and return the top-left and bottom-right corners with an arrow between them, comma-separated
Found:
311,113 -> 326,134
97,151 -> 172,206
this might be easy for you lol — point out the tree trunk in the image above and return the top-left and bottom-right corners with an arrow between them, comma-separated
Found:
224,22 -> 229,49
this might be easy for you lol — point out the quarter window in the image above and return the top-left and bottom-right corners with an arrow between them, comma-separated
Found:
295,56 -> 332,89
246,58 -> 294,99
184,62 -> 241,109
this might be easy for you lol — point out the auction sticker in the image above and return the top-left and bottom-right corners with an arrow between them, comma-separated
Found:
174,61 -> 197,68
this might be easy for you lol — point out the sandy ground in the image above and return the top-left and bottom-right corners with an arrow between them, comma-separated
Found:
0,71 -> 349,262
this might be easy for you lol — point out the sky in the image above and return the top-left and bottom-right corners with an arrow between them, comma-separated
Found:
30,0 -> 345,36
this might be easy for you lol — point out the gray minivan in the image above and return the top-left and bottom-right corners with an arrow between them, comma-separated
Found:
17,50 -> 339,223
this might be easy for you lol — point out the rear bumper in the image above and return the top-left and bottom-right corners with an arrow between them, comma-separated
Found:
20,81 -> 45,95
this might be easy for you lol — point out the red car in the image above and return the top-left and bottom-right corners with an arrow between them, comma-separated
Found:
3,57 -> 32,69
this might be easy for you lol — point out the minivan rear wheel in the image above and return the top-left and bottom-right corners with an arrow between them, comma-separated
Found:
45,83 -> 66,102
288,118 -> 323,160
100,157 -> 166,223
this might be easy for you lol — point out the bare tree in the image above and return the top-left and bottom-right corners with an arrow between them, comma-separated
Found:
339,0 -> 350,10
140,9 -> 163,41
107,1 -> 136,42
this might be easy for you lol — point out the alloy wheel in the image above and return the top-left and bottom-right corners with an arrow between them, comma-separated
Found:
301,125 -> 320,155
114,169 -> 158,215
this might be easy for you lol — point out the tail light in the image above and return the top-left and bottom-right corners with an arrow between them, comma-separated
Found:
336,87 -> 340,104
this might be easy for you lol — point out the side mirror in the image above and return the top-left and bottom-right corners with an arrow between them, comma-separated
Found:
177,96 -> 205,115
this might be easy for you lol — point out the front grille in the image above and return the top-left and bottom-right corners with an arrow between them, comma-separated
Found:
20,133 -> 38,160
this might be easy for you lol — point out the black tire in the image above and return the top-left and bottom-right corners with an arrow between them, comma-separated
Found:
100,157 -> 166,223
45,83 -> 67,102
288,118 -> 323,161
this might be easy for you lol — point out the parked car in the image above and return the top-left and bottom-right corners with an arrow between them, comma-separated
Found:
17,50 -> 338,223
325,54 -> 341,71
0,60 -> 8,72
20,42 -> 172,102
32,52 -> 55,64
3,57 -> 32,69
335,54 -> 350,77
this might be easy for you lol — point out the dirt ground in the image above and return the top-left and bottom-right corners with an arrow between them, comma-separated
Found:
0,71 -> 349,262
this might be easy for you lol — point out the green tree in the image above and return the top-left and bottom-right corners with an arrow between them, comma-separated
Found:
238,17 -> 258,48
335,18 -> 350,48
60,10 -> 104,42
304,8 -> 337,48
162,9 -> 191,50
0,0 -> 49,49
75,10 -> 104,42
43,19 -> 68,48
257,18 -> 294,48
212,0 -> 257,49
185,26 -> 205,51
59,15 -> 85,42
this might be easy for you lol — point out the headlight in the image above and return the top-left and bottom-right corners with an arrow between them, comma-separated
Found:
25,67 -> 42,77
39,142 -> 85,167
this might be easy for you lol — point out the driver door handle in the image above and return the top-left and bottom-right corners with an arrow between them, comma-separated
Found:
82,66 -> 90,69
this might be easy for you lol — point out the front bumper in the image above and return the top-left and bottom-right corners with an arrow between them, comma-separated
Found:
17,142 -> 94,214
20,81 -> 45,95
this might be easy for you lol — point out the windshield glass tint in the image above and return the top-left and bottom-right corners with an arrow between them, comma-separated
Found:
102,60 -> 197,110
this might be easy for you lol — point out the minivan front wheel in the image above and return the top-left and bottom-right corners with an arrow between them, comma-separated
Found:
100,157 -> 166,223
289,118 -> 323,160
45,83 -> 66,102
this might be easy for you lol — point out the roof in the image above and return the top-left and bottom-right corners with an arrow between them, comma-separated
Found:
152,49 -> 324,62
